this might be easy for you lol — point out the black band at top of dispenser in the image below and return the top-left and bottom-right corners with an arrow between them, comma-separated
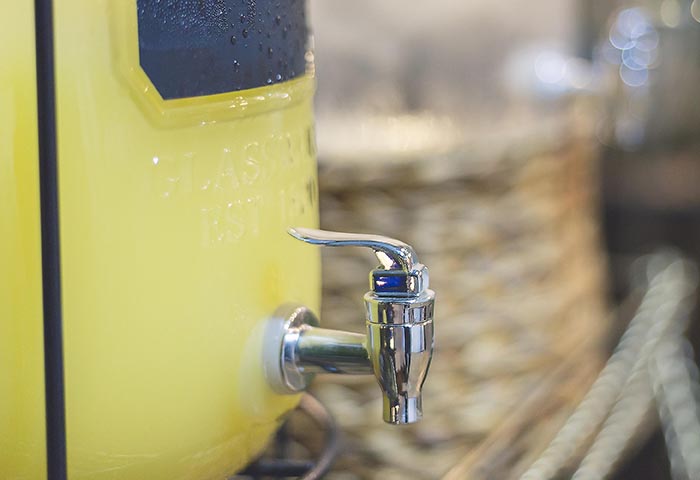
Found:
136,0 -> 308,100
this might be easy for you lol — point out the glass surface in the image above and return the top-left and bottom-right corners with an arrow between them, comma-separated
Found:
0,3 -> 48,479
1,1 -> 320,478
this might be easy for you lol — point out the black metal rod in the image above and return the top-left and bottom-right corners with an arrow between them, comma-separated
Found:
34,0 -> 68,478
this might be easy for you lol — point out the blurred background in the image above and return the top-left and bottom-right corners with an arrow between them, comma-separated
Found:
293,0 -> 700,478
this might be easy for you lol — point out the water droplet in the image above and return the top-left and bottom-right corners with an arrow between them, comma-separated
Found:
233,60 -> 240,72
267,47 -> 274,59
242,28 -> 248,38
275,15 -> 281,25
230,35 -> 237,45
240,14 -> 245,23
275,73 -> 282,81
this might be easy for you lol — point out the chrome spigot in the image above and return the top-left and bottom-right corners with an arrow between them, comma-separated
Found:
264,228 -> 435,425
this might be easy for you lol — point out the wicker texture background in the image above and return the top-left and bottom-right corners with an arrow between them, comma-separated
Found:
310,111 -> 609,479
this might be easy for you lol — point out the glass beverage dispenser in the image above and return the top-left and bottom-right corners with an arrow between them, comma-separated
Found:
0,1 -> 435,478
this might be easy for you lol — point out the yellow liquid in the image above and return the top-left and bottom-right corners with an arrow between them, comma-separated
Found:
1,1 -> 320,478
0,2 -> 48,479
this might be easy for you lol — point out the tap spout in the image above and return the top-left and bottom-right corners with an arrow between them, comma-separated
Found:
265,303 -> 434,425
296,322 -> 434,424
368,320 -> 433,424
295,327 -> 372,375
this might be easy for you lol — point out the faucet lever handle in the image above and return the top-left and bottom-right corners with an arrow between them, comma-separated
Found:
289,227 -> 419,272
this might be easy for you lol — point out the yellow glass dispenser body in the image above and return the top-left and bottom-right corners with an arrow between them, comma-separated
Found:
0,1 -> 320,478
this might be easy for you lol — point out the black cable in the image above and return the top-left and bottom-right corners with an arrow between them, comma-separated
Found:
237,393 -> 339,479
33,0 -> 68,478
298,394 -> 339,480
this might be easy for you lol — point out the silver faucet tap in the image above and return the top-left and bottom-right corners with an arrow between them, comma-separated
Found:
264,228 -> 435,425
